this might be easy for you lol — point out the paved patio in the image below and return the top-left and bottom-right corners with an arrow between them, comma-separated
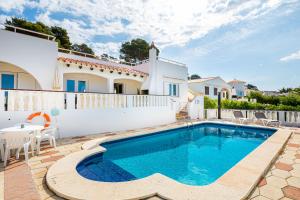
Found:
0,122 -> 299,200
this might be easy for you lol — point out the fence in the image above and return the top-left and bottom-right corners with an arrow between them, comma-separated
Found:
0,89 -> 170,112
205,109 -> 300,126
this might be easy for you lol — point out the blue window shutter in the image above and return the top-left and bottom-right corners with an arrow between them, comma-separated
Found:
66,80 -> 75,92
1,74 -> 14,89
78,81 -> 86,92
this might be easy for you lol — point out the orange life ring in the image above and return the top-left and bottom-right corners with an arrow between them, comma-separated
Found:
27,112 -> 51,128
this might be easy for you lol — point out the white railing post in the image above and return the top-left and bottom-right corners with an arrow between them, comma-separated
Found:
0,90 -> 4,111
66,93 -> 75,110
18,91 -> 25,111
27,91 -> 33,111
94,94 -> 98,108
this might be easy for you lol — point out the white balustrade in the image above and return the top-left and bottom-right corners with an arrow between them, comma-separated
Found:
1,89 -> 170,112
205,109 -> 300,126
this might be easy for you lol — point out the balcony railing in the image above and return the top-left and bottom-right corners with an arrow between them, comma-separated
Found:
205,109 -> 300,126
0,89 -> 170,111
158,57 -> 186,67
2,24 -> 56,41
58,47 -> 150,67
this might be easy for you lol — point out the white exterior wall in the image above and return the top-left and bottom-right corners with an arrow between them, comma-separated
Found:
189,78 -> 231,99
146,47 -> 188,103
0,63 -> 41,89
0,108 -> 176,138
114,79 -> 141,94
188,95 -> 204,119
0,29 -> 57,89
63,73 -> 108,93
58,61 -> 145,94
0,90 -> 176,137
228,82 -> 246,97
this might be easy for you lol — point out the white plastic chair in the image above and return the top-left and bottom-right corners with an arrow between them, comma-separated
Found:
36,127 -> 57,154
0,131 -> 33,166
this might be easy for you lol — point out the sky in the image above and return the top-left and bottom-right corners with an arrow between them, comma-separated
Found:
0,0 -> 299,91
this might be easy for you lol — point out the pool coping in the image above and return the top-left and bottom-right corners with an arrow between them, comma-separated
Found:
46,121 -> 292,200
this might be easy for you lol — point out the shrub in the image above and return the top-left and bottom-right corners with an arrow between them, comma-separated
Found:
204,96 -> 300,111
204,96 -> 217,109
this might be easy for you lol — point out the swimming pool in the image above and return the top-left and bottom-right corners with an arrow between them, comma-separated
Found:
76,123 -> 276,186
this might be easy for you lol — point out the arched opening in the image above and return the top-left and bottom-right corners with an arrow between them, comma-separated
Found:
63,73 -> 108,93
114,78 -> 142,95
0,61 -> 42,90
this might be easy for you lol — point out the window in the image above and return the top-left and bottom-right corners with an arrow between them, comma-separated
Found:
205,86 -> 209,95
66,80 -> 75,92
214,88 -> 218,96
114,83 -> 123,94
168,83 -> 179,97
238,91 -> 244,97
78,81 -> 86,92
1,74 -> 14,89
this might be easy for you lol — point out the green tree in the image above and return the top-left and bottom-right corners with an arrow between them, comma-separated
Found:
189,74 -> 201,80
71,43 -> 95,55
5,17 -> 95,54
50,26 -> 71,49
120,38 -> 159,62
246,84 -> 258,91
6,17 -> 52,36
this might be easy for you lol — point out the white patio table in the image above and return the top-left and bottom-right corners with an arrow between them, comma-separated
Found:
0,125 -> 44,160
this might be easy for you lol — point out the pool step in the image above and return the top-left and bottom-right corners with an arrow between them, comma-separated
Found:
79,159 -> 136,182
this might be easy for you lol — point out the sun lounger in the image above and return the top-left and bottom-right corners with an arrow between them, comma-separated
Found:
233,110 -> 250,124
254,112 -> 280,127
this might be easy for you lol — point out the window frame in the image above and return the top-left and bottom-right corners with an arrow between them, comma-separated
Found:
205,86 -> 209,95
214,88 -> 218,96
168,83 -> 179,97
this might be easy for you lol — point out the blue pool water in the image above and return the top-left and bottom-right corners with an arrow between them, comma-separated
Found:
77,123 -> 276,186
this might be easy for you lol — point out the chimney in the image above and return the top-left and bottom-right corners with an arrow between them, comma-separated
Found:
148,42 -> 158,94
149,41 -> 157,62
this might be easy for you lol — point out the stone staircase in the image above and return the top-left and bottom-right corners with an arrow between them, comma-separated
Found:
176,104 -> 189,121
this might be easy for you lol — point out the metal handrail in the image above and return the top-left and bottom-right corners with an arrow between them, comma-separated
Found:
58,47 -> 150,67
58,48 -> 98,58
2,24 -> 56,41
158,57 -> 186,67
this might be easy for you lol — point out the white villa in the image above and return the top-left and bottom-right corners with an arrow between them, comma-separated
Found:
0,25 -> 203,138
228,79 -> 247,98
188,77 -> 232,99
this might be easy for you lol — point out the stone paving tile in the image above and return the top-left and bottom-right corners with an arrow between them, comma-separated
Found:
4,159 -> 40,200
282,186 -> 300,200
249,132 -> 300,200
275,162 -> 294,171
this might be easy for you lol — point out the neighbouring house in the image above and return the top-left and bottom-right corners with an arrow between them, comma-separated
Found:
228,79 -> 246,98
188,77 -> 232,99
0,24 -> 199,137
262,91 -> 281,96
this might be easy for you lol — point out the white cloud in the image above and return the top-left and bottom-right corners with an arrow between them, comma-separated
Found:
280,50 -> 300,62
1,0 -> 298,54
89,42 -> 121,57
0,0 -> 36,13
0,14 -> 11,27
